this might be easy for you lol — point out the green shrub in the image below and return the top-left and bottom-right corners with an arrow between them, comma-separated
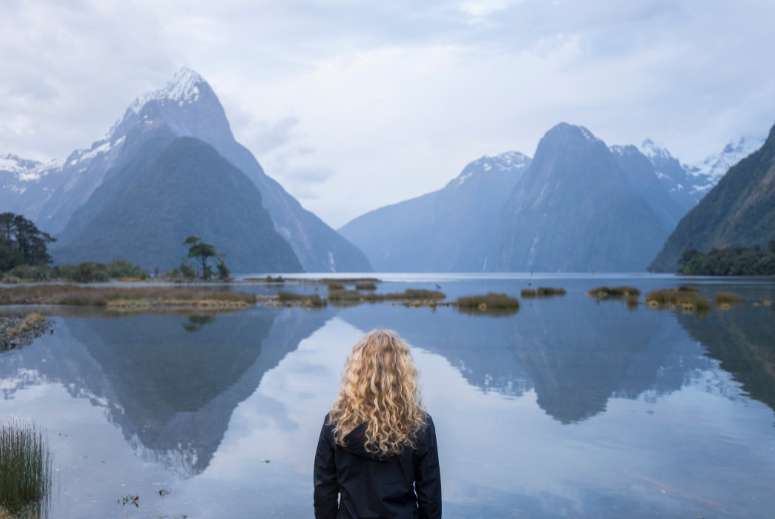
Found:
355,281 -> 377,291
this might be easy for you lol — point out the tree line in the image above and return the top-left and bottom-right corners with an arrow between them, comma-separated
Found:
679,243 -> 775,276
1,212 -> 232,282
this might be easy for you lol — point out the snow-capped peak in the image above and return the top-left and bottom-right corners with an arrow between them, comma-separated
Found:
0,153 -> 60,182
639,139 -> 675,161
691,135 -> 765,178
452,151 -> 531,186
129,67 -> 206,114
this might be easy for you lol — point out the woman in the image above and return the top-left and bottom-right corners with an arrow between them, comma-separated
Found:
314,329 -> 442,519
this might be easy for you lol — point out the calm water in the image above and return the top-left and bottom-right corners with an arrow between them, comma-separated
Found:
2,275 -> 775,518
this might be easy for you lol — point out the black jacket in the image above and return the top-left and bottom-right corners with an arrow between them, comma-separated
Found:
314,413 -> 442,519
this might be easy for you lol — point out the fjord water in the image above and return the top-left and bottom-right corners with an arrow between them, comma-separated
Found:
2,276 -> 775,518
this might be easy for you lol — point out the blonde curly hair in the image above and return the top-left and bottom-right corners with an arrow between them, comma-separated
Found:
329,329 -> 426,457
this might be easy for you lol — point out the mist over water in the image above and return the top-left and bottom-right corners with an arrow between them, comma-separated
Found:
1,275 -> 774,518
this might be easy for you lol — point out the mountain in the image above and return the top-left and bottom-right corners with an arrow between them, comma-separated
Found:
638,139 -> 711,208
54,131 -> 301,273
638,136 -> 766,208
340,151 -> 530,271
609,144 -> 687,229
494,123 -> 680,271
0,154 -> 66,219
650,124 -> 775,272
4,68 -> 370,272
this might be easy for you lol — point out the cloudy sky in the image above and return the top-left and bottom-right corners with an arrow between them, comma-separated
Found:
2,0 -> 774,226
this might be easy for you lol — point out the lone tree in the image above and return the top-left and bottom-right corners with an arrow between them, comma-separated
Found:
0,213 -> 55,272
183,236 -> 225,281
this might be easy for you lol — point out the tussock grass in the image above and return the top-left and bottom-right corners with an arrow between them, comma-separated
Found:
327,288 -> 446,306
0,421 -> 52,517
0,285 -> 256,310
521,287 -> 566,298
276,291 -> 327,308
587,286 -> 641,299
646,288 -> 711,314
715,292 -> 741,305
454,293 -> 519,315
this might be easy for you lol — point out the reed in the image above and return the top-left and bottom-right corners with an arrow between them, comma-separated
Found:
0,421 -> 52,517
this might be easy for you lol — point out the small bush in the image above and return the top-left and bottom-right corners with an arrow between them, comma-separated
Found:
355,281 -> 377,291
0,421 -> 52,517
326,282 -> 345,291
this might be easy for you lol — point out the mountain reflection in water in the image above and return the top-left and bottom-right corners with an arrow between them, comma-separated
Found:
1,279 -> 775,518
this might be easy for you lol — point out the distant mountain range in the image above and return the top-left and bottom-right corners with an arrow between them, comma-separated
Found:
651,124 -> 775,271
340,151 -> 530,271
3,69 -> 767,273
342,122 -> 761,272
0,68 -> 370,273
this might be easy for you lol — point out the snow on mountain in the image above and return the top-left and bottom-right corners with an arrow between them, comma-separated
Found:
451,151 -> 530,186
689,136 -> 765,179
128,67 -> 204,114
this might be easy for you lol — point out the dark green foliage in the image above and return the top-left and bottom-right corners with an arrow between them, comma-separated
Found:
0,212 -> 55,273
0,421 -> 52,517
355,281 -> 377,291
678,244 -> 775,276
183,236 -> 222,281
651,123 -> 775,271
216,258 -> 231,282
54,134 -> 302,273
326,281 -> 345,291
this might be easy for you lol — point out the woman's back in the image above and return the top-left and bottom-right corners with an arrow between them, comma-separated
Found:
314,414 -> 441,519
313,329 -> 442,519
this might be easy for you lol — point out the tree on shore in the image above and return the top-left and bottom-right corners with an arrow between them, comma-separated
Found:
182,236 -> 230,281
0,213 -> 55,272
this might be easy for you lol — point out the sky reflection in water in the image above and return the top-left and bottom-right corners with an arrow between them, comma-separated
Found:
1,277 -> 775,518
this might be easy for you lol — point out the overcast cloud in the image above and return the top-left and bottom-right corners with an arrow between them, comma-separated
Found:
1,0 -> 774,226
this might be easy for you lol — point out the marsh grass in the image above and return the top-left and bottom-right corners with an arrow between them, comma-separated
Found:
521,287 -> 566,298
454,293 -> 519,315
354,281 -> 377,291
276,291 -> 327,307
326,282 -> 345,291
587,286 -> 641,299
646,288 -> 711,315
0,421 -> 52,518
327,288 -> 446,307
715,291 -> 741,305
0,285 -> 256,310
